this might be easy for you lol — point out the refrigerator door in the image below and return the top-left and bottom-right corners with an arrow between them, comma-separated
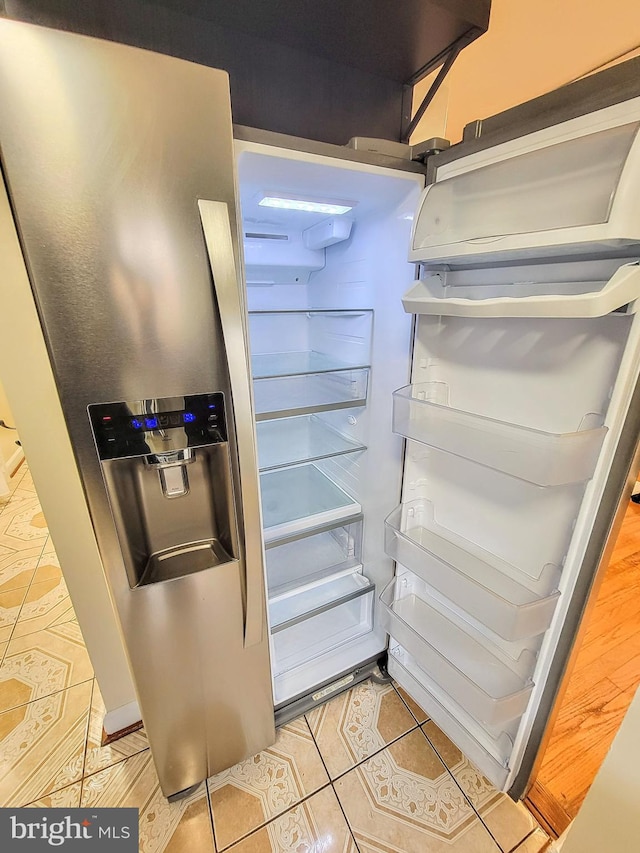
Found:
388,98 -> 640,792
409,98 -> 640,267
0,20 -> 275,797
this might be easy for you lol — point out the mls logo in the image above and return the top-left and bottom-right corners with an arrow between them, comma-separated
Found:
0,808 -> 138,850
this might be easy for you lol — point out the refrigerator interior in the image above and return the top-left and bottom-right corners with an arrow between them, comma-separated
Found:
236,104 -> 640,793
236,142 -> 423,707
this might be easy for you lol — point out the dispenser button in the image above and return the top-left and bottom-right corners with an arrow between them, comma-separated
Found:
158,414 -> 169,428
145,417 -> 158,430
169,413 -> 181,427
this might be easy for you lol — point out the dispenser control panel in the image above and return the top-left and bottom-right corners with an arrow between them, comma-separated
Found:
89,393 -> 228,460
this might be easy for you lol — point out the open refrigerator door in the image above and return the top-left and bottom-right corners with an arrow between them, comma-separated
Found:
386,96 -> 640,791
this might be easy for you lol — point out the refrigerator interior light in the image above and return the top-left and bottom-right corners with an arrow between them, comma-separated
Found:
259,191 -> 356,215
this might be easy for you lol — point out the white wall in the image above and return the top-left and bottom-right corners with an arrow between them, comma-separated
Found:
411,0 -> 640,144
0,178 -> 138,727
0,378 -> 24,497
560,685 -> 640,852
0,379 -> 22,472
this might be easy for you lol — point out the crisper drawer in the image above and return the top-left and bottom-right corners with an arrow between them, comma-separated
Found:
392,382 -> 607,486
266,517 -> 363,596
270,570 -> 370,633
271,581 -> 374,676
385,501 -> 560,641
388,646 -> 512,790
254,369 -> 369,420
380,578 -> 534,726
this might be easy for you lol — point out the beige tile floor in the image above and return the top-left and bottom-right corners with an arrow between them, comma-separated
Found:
0,464 -> 550,852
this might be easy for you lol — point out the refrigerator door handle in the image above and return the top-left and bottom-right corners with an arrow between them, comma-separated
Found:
198,199 -> 265,649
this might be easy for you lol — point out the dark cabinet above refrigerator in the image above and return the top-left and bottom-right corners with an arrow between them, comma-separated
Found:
2,0 -> 490,145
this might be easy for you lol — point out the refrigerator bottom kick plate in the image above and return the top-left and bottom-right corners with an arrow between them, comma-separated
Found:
274,652 -> 384,727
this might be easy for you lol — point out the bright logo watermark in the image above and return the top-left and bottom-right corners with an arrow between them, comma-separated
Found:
0,809 -> 138,850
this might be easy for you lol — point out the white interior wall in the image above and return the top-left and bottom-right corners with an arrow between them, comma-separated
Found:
237,142 -> 423,652
308,185 -> 422,642
412,314 -> 626,431
249,313 -> 310,353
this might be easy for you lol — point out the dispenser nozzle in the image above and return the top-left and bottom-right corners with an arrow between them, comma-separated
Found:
144,449 -> 195,499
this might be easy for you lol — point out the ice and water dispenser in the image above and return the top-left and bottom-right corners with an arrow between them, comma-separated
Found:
89,393 -> 239,588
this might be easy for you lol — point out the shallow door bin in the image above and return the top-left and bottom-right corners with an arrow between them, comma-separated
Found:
380,578 -> 534,726
392,382 -> 607,486
384,500 -> 561,641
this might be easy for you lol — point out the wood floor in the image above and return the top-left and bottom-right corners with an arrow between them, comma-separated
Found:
526,500 -> 640,836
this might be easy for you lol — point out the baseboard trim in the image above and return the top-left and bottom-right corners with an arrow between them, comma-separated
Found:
548,822 -> 573,851
7,446 -> 24,476
103,700 -> 142,737
525,780 -> 572,839
101,719 -> 144,746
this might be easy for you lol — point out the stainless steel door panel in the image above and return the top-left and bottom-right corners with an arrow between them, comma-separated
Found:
122,565 -> 275,790
0,19 -> 275,796
199,200 -> 266,648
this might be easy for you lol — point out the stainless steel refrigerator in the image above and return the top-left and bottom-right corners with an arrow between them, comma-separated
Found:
0,20 -> 275,800
2,18 -> 640,802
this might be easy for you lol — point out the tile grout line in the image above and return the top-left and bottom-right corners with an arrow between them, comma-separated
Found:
6,609 -> 77,643
0,479 -> 52,655
204,779 -> 220,853
208,716 -> 336,851
327,719 -> 420,785
0,465 -> 27,514
506,826 -> 543,853
71,676 -> 94,811
22,778 -> 85,809
81,746 -> 151,786
0,476 -> 47,647
79,678 -> 96,786
72,679 -> 150,788
304,711 -> 362,853
390,680 -> 430,726
0,676 -> 95,718
8,679 -> 94,809
5,507 -> 51,645
22,532 -> 58,598
213,781 -> 335,853
0,487 -> 41,530
0,579 -> 37,594
1,581 -> 32,652
210,698 -> 421,853
418,724 -> 506,852
208,698 -> 409,853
